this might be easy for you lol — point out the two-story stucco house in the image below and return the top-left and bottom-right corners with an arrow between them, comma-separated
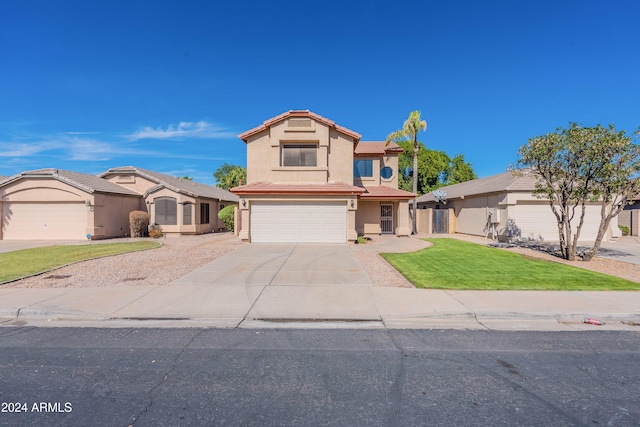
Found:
231,110 -> 416,243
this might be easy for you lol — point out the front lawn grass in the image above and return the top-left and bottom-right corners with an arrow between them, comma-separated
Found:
381,238 -> 639,291
0,241 -> 161,283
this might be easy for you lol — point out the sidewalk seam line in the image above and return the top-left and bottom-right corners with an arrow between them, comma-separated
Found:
111,286 -> 163,316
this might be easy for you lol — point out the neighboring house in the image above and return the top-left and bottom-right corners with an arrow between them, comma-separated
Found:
416,170 -> 620,242
0,168 -> 140,240
0,167 -> 238,240
100,166 -> 239,235
231,110 -> 415,243
619,196 -> 640,237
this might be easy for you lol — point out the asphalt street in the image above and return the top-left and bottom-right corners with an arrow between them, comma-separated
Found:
1,327 -> 639,426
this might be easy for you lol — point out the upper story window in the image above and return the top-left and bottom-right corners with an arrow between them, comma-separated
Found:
381,166 -> 393,179
354,159 -> 373,178
282,144 -> 317,167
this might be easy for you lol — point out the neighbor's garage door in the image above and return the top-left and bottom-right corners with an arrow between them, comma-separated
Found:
514,203 -> 601,242
2,202 -> 87,240
250,202 -> 346,243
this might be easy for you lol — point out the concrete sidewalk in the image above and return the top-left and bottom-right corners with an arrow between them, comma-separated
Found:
1,284 -> 639,331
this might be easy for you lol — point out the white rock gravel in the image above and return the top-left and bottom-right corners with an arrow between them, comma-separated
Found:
350,235 -> 430,288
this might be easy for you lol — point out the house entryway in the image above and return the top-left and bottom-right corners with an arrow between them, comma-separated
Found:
380,204 -> 393,234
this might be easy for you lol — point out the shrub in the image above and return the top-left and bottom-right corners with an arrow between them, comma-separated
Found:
148,225 -> 164,238
619,225 -> 630,236
218,205 -> 235,232
129,211 -> 150,237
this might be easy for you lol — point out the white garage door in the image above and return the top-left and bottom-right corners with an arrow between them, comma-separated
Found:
2,202 -> 87,240
251,202 -> 346,243
514,203 -> 602,242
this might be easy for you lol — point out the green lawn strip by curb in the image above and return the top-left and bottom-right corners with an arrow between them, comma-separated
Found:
0,241 -> 162,285
380,238 -> 639,291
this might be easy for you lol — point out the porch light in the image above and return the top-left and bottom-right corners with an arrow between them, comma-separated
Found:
241,198 -> 246,207
85,200 -> 91,206
350,199 -> 354,208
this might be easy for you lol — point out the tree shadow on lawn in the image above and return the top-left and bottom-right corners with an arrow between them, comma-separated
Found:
487,241 -> 634,261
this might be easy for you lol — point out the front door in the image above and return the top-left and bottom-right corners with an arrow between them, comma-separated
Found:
380,204 -> 393,234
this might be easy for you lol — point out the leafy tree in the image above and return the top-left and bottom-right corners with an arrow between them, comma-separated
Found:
213,163 -> 247,190
387,111 -> 427,234
396,141 -> 476,194
518,122 -> 640,261
447,154 -> 477,185
180,176 -> 193,181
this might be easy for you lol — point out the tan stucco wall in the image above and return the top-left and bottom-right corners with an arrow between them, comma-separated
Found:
381,155 -> 399,188
356,201 -> 382,235
102,173 -> 152,195
91,193 -> 141,238
448,194 -> 504,237
395,200 -> 411,236
245,118 -> 355,185
327,128 -> 355,184
353,154 -> 400,189
354,156 -> 379,188
1,179 -> 87,203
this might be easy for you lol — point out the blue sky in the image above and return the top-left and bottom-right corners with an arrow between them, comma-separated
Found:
2,0 -> 639,185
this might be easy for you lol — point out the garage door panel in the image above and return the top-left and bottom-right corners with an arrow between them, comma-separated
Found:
514,203 -> 601,241
251,202 -> 346,243
3,203 -> 87,240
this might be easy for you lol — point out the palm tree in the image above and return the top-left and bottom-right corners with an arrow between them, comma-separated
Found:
386,110 -> 427,234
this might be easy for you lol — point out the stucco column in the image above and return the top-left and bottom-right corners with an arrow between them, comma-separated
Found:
347,197 -> 357,242
239,202 -> 250,241
395,200 -> 411,236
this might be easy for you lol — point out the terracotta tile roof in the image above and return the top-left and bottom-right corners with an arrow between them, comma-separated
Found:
416,170 -> 540,203
238,110 -> 362,142
1,168 -> 140,196
100,166 -> 239,202
359,185 -> 416,200
354,141 -> 403,156
231,181 -> 364,196
0,175 -> 8,183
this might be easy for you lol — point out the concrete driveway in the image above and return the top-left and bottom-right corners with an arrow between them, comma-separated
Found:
172,243 -> 372,287
159,243 -> 376,322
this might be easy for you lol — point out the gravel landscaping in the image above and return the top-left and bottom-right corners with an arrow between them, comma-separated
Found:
4,233 -> 244,289
3,232 -> 639,289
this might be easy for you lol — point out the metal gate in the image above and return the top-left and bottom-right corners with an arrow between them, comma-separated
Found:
380,204 -> 393,233
433,209 -> 449,234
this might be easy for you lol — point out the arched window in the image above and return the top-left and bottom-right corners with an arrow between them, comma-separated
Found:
155,197 -> 177,225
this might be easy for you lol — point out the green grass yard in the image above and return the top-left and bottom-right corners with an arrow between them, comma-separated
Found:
0,241 -> 160,283
381,238 -> 639,291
